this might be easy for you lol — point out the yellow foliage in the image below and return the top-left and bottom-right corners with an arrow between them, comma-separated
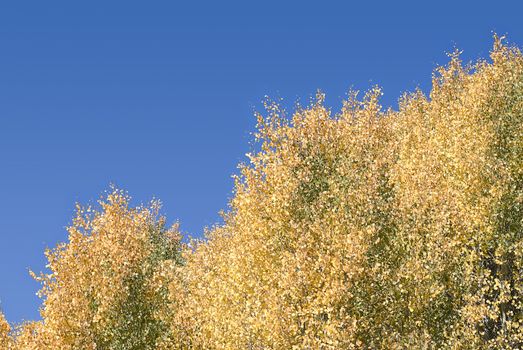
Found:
0,311 -> 13,349
166,36 -> 523,349
3,36 -> 523,349
13,189 -> 182,349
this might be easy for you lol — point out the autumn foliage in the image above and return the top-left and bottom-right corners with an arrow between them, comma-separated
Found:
6,191 -> 182,349
1,37 -> 522,349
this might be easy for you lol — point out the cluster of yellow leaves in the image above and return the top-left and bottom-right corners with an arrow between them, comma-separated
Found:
163,37 -> 523,349
6,189 -> 182,349
2,36 -> 522,349
0,311 -> 13,348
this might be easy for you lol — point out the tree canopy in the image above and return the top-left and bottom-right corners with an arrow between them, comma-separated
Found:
2,37 -> 522,349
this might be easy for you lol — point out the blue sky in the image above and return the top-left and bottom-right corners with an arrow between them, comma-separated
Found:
1,1 -> 522,324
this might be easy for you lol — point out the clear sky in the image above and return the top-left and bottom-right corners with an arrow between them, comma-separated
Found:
1,0 -> 522,324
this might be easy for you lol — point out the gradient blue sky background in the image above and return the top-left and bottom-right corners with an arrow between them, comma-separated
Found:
1,1 -> 523,324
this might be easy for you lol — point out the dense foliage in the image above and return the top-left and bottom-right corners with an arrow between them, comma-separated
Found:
1,37 -> 522,349
4,190 -> 182,349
